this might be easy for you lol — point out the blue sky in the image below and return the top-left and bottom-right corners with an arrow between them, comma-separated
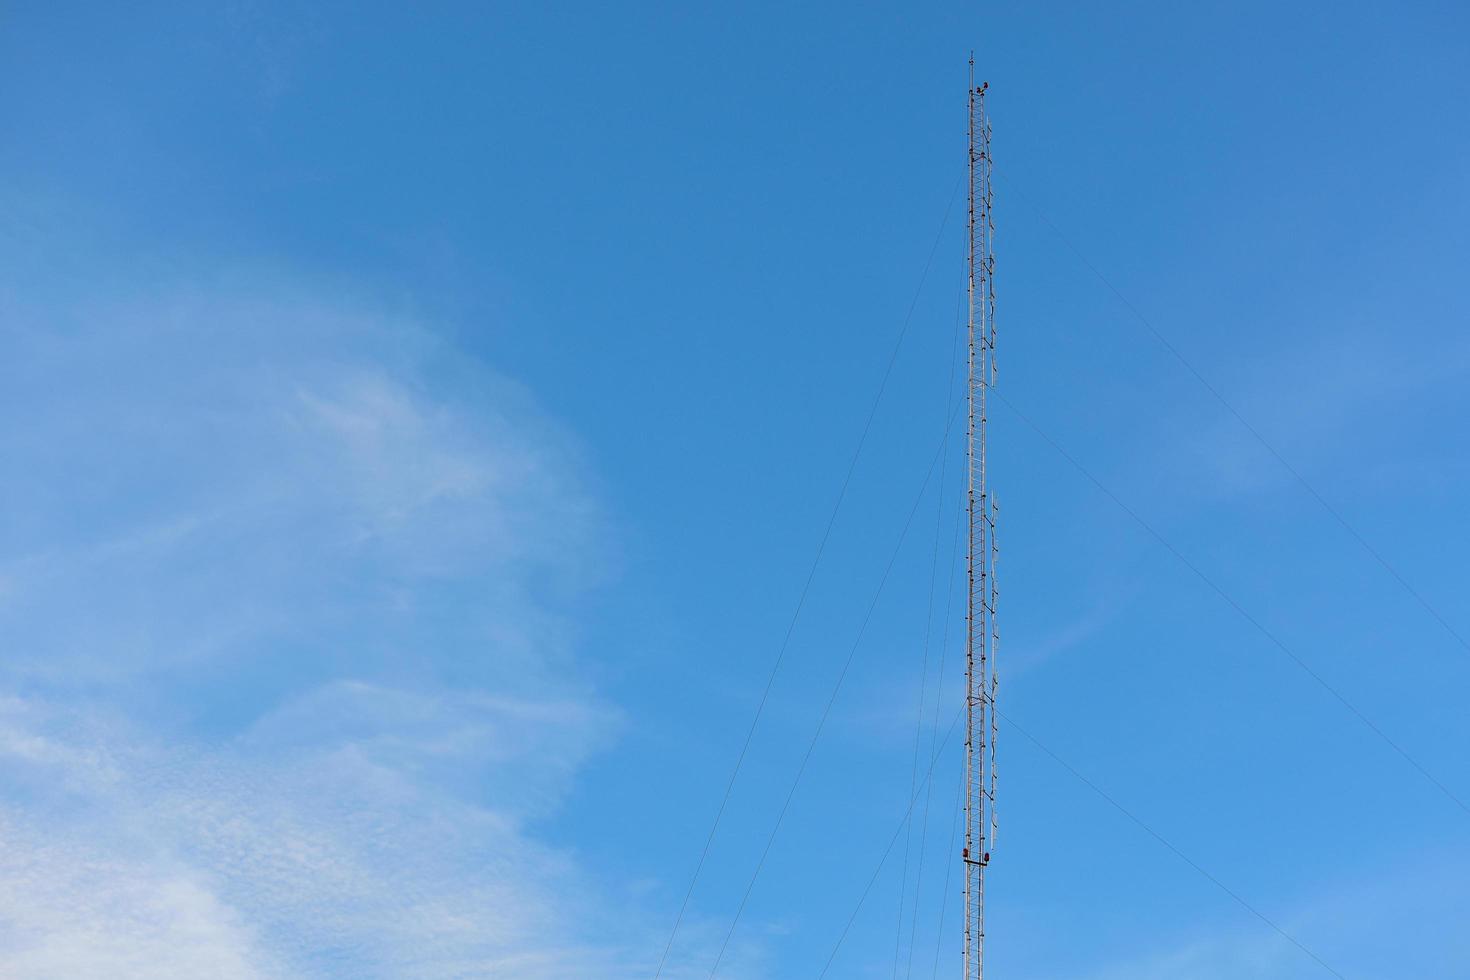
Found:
2,2 -> 1469,977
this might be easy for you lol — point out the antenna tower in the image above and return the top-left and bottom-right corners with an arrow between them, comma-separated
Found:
963,58 -> 998,980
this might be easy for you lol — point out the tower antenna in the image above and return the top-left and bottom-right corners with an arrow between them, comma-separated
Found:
963,54 -> 998,980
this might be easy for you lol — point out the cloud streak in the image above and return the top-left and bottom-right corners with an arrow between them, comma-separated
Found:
0,269 -> 734,977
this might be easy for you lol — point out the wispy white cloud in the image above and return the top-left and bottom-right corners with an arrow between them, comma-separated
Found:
0,271 -> 752,978
0,688 -> 615,978
1148,326 -> 1470,503
1003,602 -> 1117,677
1047,843 -> 1470,980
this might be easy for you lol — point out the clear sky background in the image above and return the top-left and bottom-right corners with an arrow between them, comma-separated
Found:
2,3 -> 1469,978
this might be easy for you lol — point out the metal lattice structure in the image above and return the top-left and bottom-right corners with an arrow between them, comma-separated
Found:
963,60 -> 998,980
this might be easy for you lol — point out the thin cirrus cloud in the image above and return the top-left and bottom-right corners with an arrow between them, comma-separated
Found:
1147,327 -> 1470,505
1059,841 -> 1470,980
0,269 -> 725,977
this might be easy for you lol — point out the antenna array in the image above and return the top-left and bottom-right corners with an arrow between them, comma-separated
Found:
962,60 -> 998,980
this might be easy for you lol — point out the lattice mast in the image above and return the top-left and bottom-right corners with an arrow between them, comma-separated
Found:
963,57 -> 998,980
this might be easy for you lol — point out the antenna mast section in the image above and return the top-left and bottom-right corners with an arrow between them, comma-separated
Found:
963,57 -> 998,980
